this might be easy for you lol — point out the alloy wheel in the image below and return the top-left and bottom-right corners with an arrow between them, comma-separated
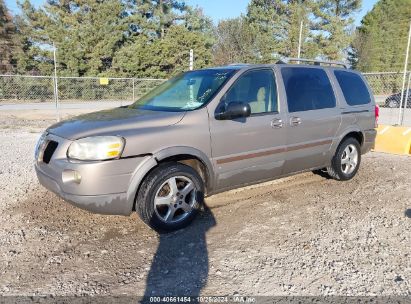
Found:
341,144 -> 358,175
153,176 -> 197,223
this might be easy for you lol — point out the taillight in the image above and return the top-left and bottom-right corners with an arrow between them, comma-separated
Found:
375,105 -> 379,127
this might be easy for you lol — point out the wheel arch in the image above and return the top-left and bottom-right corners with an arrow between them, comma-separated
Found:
154,146 -> 215,194
126,146 -> 215,212
340,130 -> 364,146
331,128 -> 364,155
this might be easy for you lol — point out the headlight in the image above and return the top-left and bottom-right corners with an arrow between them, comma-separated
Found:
34,132 -> 47,160
67,136 -> 125,161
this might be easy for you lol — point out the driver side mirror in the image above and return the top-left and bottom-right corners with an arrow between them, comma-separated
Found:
215,102 -> 251,120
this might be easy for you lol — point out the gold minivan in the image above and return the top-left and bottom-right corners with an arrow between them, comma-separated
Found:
35,60 -> 378,232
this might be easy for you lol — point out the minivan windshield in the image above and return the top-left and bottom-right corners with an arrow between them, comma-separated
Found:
130,69 -> 236,112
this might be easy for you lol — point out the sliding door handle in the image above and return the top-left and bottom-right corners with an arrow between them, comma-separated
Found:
290,117 -> 302,126
271,118 -> 283,128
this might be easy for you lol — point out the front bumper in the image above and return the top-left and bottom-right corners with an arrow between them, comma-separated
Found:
34,133 -> 150,216
36,168 -> 130,215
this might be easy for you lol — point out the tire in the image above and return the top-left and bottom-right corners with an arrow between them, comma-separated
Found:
327,137 -> 361,181
135,162 -> 204,233
312,168 -> 331,179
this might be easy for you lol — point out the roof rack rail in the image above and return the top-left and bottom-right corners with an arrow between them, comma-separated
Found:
228,63 -> 250,66
278,57 -> 349,69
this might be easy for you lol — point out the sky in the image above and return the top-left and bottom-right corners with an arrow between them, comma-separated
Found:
5,0 -> 378,26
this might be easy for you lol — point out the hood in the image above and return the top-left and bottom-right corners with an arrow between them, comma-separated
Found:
47,107 -> 185,140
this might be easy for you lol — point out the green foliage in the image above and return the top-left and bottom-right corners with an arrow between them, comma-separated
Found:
5,0 -> 407,76
111,25 -> 213,78
313,0 -> 361,60
351,0 -> 411,72
15,0 -> 132,76
213,16 -> 259,65
245,0 -> 359,62
14,0 -> 213,77
246,0 -> 321,61
0,0 -> 18,73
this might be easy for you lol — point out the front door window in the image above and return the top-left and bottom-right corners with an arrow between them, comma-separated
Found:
221,69 -> 278,114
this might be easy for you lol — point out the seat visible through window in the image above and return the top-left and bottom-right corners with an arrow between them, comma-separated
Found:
220,69 -> 278,114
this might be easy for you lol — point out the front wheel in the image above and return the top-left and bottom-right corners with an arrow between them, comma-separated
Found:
327,137 -> 361,181
135,162 -> 204,233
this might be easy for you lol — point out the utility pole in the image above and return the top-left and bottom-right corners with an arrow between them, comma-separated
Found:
189,49 -> 194,71
297,20 -> 303,62
52,42 -> 60,122
398,20 -> 411,125
402,71 -> 411,116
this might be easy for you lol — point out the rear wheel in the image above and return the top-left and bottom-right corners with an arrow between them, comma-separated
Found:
327,137 -> 361,181
136,162 -> 204,233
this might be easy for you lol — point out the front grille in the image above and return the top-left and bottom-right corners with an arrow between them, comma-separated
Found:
42,141 -> 58,164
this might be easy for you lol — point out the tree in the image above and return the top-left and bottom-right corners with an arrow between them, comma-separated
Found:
246,0 -> 320,62
0,0 -> 17,73
109,2 -> 213,78
351,0 -> 411,72
15,0 -> 133,76
246,0 -> 360,62
14,0 -> 213,77
213,17 -> 258,65
313,0 -> 361,60
111,25 -> 213,78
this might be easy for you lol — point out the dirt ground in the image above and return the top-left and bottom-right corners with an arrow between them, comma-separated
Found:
0,115 -> 410,297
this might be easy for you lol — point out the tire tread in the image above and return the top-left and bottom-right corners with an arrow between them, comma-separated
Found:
327,137 -> 361,181
135,162 -> 204,233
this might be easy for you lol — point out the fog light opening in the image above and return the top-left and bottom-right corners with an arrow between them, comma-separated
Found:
62,170 -> 82,184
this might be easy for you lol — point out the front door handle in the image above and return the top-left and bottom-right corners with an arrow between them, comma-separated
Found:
290,117 -> 302,126
271,118 -> 283,128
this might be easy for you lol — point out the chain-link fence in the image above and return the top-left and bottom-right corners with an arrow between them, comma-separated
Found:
363,72 -> 411,126
1,72 -> 410,126
0,75 -> 165,103
363,72 -> 410,106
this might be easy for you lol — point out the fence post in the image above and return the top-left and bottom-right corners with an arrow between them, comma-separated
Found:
52,43 -> 60,122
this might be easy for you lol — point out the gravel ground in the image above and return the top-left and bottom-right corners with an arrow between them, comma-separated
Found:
0,115 -> 410,297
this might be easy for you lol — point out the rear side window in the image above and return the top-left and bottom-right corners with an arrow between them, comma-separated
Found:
281,67 -> 336,112
334,70 -> 371,106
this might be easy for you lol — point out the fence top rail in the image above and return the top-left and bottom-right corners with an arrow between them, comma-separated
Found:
58,76 -> 165,81
0,74 -> 166,81
363,71 -> 410,75
1,72 -> 409,79
0,74 -> 53,79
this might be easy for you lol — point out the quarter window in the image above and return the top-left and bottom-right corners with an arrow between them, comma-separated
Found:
281,67 -> 336,112
221,69 -> 278,114
334,70 -> 371,106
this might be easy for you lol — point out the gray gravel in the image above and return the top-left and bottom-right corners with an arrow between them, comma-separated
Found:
0,117 -> 410,297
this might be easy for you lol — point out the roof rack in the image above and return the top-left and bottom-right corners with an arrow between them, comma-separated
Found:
228,63 -> 250,66
277,58 -> 349,69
